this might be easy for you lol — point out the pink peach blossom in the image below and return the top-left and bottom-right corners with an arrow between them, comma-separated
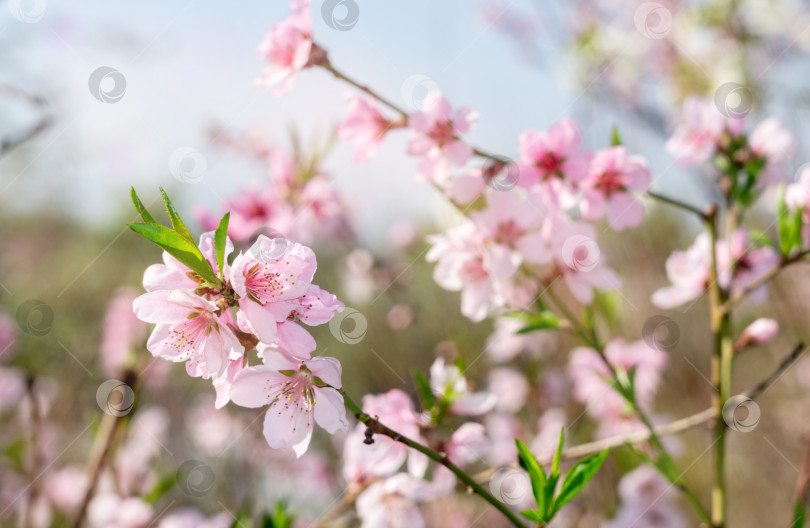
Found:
338,94 -> 400,163
488,368 -> 529,414
666,97 -> 743,169
133,289 -> 243,378
550,216 -> 622,305
749,116 -> 797,184
0,312 -> 16,362
157,508 -> 232,528
427,222 -> 520,322
255,0 -> 313,95
230,236 -> 317,350
517,118 -> 590,208
429,357 -> 497,416
228,348 -> 348,456
579,146 -> 651,230
356,474 -> 431,528
407,93 -> 478,182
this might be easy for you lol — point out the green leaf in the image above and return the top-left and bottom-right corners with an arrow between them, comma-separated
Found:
517,310 -> 560,334
552,449 -> 609,515
143,474 -> 176,504
520,510 -> 545,523
129,222 -> 219,285
792,499 -> 806,528
262,502 -> 294,528
551,428 -> 565,477
214,212 -> 230,279
160,187 -> 194,243
453,356 -> 466,374
611,126 -> 622,146
412,369 -> 436,411
131,187 -> 157,223
750,230 -> 777,250
515,439 -> 547,513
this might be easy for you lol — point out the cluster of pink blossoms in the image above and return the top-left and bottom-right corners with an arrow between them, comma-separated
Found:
132,231 -> 348,456
652,229 -> 779,309
337,99 -> 647,321
666,97 -> 796,183
342,358 -> 496,526
197,141 -> 353,248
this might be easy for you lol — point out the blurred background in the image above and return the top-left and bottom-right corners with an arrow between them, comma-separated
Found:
4,1 -> 810,527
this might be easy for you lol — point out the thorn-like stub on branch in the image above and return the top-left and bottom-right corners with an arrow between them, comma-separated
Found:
363,426 -> 375,445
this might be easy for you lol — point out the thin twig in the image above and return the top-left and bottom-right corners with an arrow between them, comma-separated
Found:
473,342 -> 805,483
339,389 -> 529,528
721,250 -> 810,314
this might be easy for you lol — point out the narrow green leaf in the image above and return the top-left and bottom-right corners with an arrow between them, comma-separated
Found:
131,187 -> 157,223
517,311 -> 560,334
515,439 -> 547,513
792,499 -> 806,528
552,449 -> 609,515
143,474 -> 176,504
412,369 -> 436,410
551,428 -> 565,477
750,230 -> 777,250
129,223 -> 218,285
160,187 -> 194,243
611,126 -> 622,147
214,212 -> 230,278
453,356 -> 466,374
520,510 -> 545,523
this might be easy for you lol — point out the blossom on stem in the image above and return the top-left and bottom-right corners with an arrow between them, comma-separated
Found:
426,222 -> 520,322
133,289 -> 243,378
578,146 -> 651,230
407,93 -> 478,182
228,346 -> 348,456
568,339 -> 667,438
255,0 -> 313,95
666,97 -> 744,169
748,116 -> 797,183
516,118 -> 590,208
338,94 -> 402,163
651,229 -> 779,309
429,357 -> 496,416
230,236 -> 317,351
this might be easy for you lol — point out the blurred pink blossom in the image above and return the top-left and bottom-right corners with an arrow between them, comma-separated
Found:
517,118 -> 590,209
255,0 -> 313,95
579,146 -> 651,230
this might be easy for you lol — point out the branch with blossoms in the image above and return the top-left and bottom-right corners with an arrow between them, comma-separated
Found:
246,1 -> 810,527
